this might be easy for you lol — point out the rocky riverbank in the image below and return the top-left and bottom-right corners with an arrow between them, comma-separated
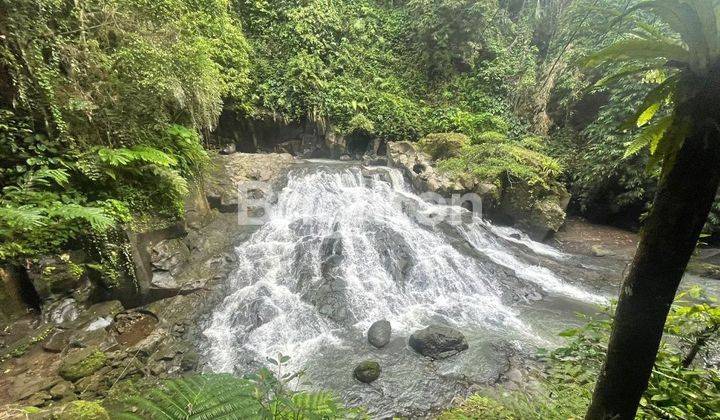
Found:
386,141 -> 570,240
0,152 -> 297,417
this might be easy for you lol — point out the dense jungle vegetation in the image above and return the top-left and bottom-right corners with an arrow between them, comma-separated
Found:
2,0 -> 720,419
5,0 -> 717,265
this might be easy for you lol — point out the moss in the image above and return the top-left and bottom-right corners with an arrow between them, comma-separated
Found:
437,142 -> 562,190
0,325 -> 54,363
439,395 -> 514,420
471,130 -> 509,145
59,348 -> 107,381
22,406 -> 43,414
56,401 -> 110,420
418,132 -> 471,160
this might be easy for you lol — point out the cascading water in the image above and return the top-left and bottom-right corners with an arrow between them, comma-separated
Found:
203,161 -> 608,416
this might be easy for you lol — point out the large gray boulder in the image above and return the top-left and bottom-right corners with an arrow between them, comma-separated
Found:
368,319 -> 391,348
408,324 -> 468,359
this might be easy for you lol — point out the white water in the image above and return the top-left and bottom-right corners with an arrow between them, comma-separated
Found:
203,164 -> 605,375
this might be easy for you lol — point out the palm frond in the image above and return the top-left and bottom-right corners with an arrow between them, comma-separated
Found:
623,0 -> 714,70
583,37 -> 690,67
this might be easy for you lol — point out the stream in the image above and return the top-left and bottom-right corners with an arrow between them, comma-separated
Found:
201,161 -> 618,417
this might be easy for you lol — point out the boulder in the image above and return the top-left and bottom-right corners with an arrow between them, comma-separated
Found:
408,324 -> 468,359
0,266 -> 32,325
58,347 -> 107,381
367,319 -> 391,348
497,180 -> 569,240
353,360 -> 381,383
204,152 -> 295,213
27,253 -> 87,299
49,381 -> 75,400
386,141 -> 464,196
220,143 -> 236,155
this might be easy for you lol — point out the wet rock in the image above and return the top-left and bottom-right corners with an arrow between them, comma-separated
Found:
368,320 -> 391,348
205,152 -> 294,213
220,143 -> 236,155
353,360 -> 381,383
373,228 -> 414,286
64,300 -> 124,330
43,330 -> 72,353
409,324 -> 468,359
339,154 -> 352,161
180,350 -> 200,371
386,141 -> 464,196
49,381 -> 75,400
591,244 -> 614,257
150,239 -> 190,289
43,298 -> 80,325
151,239 -> 190,273
58,347 -> 107,381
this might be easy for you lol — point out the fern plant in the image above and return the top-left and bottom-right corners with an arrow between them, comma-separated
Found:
584,0 -> 720,171
112,356 -> 364,419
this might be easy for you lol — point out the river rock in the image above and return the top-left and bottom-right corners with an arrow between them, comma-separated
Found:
353,360 -> 381,383
591,244 -> 614,257
408,324 -> 468,359
367,319 -> 391,348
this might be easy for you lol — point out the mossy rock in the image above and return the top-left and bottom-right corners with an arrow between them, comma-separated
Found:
353,360 -> 381,383
418,133 -> 471,160
56,400 -> 109,420
59,348 -> 107,382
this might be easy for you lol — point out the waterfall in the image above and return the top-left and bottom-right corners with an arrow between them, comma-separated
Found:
202,162 -> 606,414
204,162 -> 604,365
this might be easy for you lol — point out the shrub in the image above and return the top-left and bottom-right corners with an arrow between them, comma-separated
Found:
443,287 -> 720,419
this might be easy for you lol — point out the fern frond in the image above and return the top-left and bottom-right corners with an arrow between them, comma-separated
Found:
0,205 -> 46,229
98,146 -> 177,168
583,37 -> 690,67
115,374 -> 264,420
47,203 -> 115,231
624,0 -> 714,70
624,115 -> 674,158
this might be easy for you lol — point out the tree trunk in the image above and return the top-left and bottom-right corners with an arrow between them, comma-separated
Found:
585,119 -> 720,419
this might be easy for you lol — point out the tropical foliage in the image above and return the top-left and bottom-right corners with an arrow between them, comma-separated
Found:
112,356 -> 362,419
442,287 -> 720,419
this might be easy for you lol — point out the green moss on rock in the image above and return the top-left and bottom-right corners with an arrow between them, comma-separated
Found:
56,400 -> 110,420
418,133 -> 471,160
59,348 -> 107,382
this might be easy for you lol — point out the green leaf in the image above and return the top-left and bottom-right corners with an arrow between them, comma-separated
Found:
623,115 -> 674,158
